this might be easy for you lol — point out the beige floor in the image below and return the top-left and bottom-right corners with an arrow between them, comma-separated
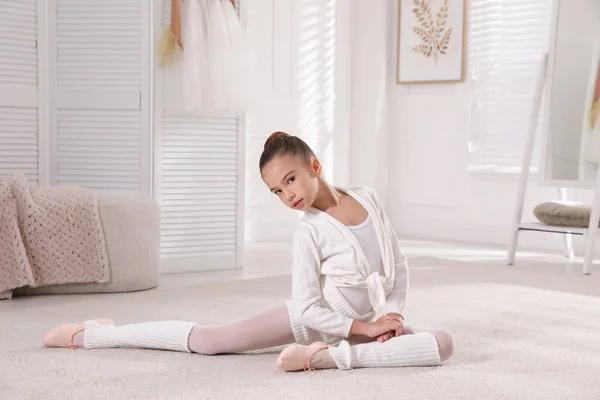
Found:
1,240 -> 600,400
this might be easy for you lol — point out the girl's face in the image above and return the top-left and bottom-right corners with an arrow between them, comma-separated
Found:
261,153 -> 320,211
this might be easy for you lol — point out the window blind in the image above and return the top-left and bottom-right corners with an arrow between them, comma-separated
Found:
0,0 -> 39,184
468,0 -> 552,172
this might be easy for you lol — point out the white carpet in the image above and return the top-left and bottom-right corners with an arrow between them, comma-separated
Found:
1,257 -> 600,400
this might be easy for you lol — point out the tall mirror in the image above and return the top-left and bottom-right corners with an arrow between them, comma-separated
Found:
544,0 -> 600,183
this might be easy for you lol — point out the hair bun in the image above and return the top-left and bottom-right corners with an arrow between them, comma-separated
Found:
264,131 -> 289,150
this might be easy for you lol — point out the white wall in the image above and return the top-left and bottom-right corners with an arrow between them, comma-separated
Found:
384,0 -> 594,252
347,1 -> 392,201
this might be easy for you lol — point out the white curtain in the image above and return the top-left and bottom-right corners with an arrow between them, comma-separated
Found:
468,0 -> 553,172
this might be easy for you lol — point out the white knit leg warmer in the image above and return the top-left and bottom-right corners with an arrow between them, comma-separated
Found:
328,332 -> 441,370
83,320 -> 196,353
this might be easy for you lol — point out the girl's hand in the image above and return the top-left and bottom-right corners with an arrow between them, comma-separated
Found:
367,314 -> 404,338
376,313 -> 404,342
376,331 -> 396,342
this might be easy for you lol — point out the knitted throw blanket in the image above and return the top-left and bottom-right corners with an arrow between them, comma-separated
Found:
0,174 -> 110,299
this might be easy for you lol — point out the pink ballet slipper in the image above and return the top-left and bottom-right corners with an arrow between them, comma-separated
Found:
276,341 -> 330,372
42,319 -> 113,349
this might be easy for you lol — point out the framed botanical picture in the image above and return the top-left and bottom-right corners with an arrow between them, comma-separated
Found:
396,0 -> 467,84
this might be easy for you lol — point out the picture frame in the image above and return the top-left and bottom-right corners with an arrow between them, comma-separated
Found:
396,0 -> 467,84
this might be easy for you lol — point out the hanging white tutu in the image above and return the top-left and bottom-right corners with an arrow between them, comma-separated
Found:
162,0 -> 251,116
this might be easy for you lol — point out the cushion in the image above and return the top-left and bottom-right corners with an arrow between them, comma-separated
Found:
533,201 -> 595,227
14,190 -> 160,296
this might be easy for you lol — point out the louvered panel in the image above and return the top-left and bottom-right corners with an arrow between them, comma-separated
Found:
52,0 -> 148,192
160,116 -> 239,259
56,0 -> 141,91
0,106 -> 38,184
158,1 -> 242,270
0,0 -> 37,86
57,109 -> 141,190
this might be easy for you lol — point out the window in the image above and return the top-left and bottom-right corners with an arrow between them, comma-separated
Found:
467,0 -> 553,172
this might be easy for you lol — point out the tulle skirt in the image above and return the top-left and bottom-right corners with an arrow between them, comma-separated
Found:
163,0 -> 250,115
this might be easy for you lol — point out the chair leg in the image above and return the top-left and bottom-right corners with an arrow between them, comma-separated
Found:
564,233 -> 575,259
583,230 -> 595,275
507,228 -> 519,265
559,188 -> 575,260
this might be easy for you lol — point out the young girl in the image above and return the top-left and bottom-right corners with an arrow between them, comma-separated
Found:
43,131 -> 454,372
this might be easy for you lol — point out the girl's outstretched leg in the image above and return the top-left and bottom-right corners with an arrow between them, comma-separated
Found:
44,305 -> 295,355
188,304 -> 295,354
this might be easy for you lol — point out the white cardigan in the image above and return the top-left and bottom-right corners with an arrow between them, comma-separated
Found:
290,186 -> 409,339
